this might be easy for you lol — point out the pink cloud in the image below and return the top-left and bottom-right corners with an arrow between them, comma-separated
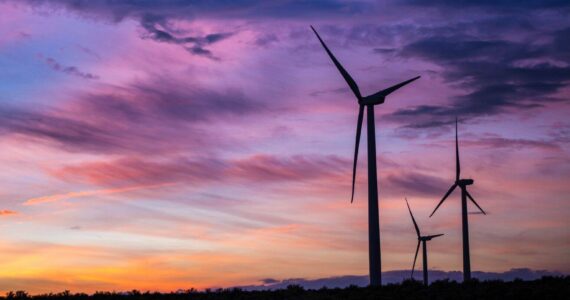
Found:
0,75 -> 266,155
0,210 -> 18,216
52,154 -> 349,188
23,183 -> 175,206
52,157 -> 225,187
227,154 -> 347,183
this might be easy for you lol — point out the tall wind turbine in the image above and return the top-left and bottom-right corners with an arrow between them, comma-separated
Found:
311,26 -> 420,286
429,118 -> 486,281
405,198 -> 443,286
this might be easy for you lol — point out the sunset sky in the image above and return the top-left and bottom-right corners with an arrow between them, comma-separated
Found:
0,0 -> 569,294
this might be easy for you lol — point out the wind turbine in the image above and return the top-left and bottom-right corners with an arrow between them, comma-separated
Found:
311,26 -> 420,286
429,118 -> 486,281
405,198 -> 443,286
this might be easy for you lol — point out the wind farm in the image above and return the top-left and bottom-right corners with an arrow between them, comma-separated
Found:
0,0 -> 568,298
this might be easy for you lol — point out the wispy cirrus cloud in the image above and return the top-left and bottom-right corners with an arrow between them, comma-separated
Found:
23,183 -> 176,206
12,0 -> 369,20
383,171 -> 449,198
50,153 -> 457,202
0,75 -> 266,154
139,14 -> 233,59
461,136 -> 562,151
52,154 -> 348,188
11,0 -> 369,59
0,209 -> 18,216
227,154 -> 347,183
39,55 -> 99,80
52,157 -> 226,187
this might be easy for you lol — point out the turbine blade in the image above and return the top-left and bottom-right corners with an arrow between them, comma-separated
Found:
430,184 -> 457,217
368,76 -> 420,100
405,198 -> 421,237
466,190 -> 486,215
351,105 -> 364,203
411,240 -> 420,279
427,234 -> 444,239
310,26 -> 362,100
455,117 -> 460,181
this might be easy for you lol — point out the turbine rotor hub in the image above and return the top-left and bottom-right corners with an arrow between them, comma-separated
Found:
457,179 -> 474,186
360,96 -> 385,106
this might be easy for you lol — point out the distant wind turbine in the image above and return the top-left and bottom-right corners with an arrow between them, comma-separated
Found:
311,25 -> 420,286
429,118 -> 486,281
405,198 -> 443,286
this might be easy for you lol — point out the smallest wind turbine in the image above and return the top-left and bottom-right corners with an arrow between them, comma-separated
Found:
406,198 -> 443,286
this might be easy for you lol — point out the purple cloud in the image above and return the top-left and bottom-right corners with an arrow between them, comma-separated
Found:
139,14 -> 233,59
40,55 -> 99,80
13,0 -> 368,58
383,171 -> 450,198
0,76 -> 265,154
387,27 -> 570,128
54,157 -> 226,187
462,136 -> 562,151
53,154 -> 349,188
227,154 -> 347,183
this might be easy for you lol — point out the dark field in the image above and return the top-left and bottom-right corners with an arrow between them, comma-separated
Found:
4,277 -> 569,300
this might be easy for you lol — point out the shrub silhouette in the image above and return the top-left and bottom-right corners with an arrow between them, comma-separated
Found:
2,276 -> 568,300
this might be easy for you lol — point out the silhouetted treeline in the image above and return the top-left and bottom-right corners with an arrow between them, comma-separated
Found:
3,277 -> 569,300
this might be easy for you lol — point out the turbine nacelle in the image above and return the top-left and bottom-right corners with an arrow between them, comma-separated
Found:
420,234 -> 444,241
457,179 -> 474,186
358,75 -> 420,107
360,95 -> 385,106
